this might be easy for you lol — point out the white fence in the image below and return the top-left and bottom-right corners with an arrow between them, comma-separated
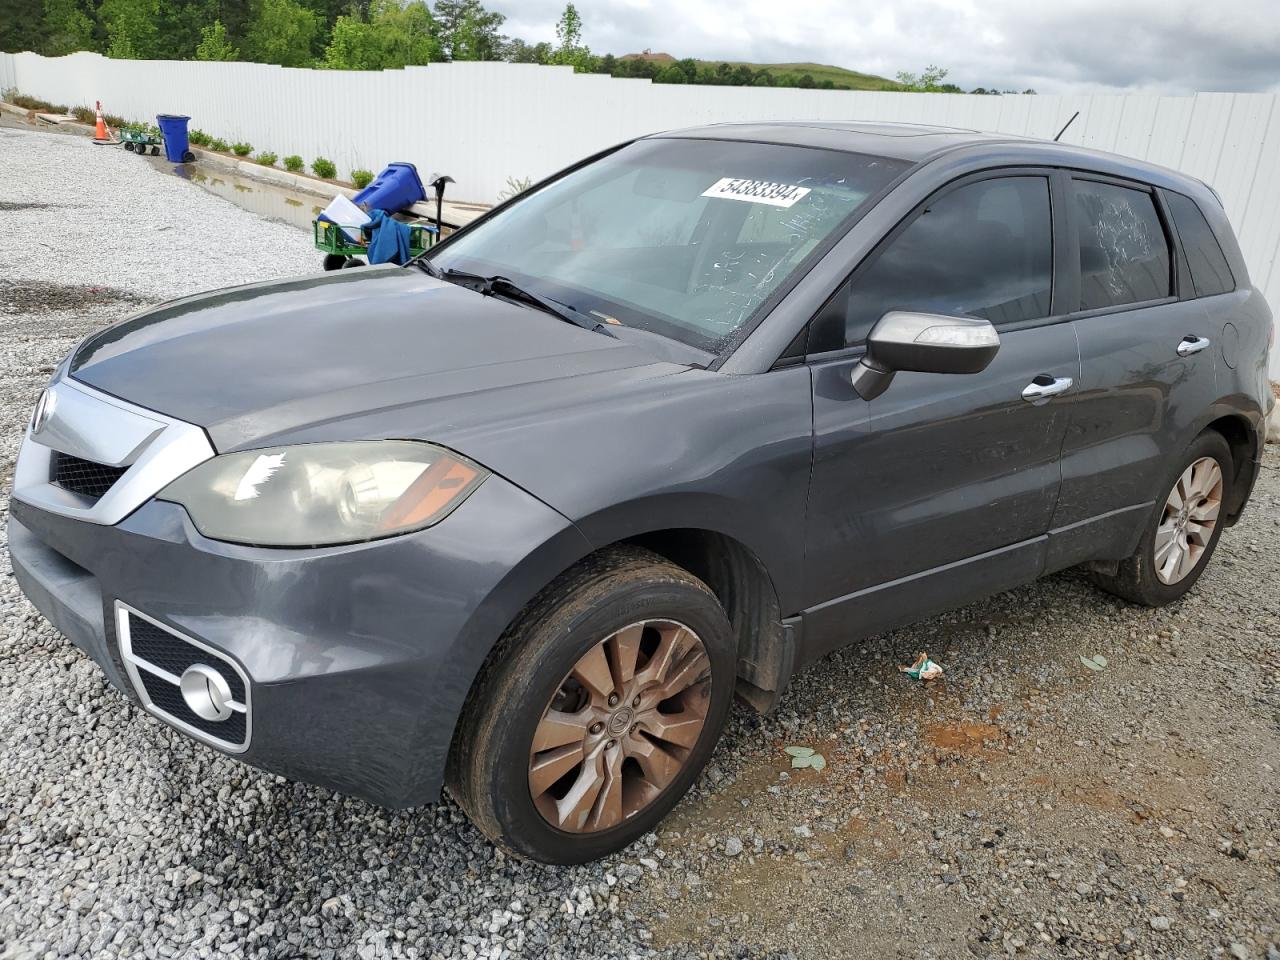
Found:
3,51 -> 1279,375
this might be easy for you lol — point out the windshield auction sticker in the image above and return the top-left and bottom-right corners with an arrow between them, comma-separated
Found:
702,177 -> 812,208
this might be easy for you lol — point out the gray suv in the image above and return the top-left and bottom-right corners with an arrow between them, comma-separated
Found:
9,122 -> 1271,864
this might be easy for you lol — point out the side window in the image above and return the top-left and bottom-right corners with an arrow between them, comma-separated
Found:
837,176 -> 1054,347
1073,179 -> 1172,310
1165,191 -> 1235,297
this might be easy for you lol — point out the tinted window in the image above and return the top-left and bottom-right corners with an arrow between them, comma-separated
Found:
1074,180 -> 1171,310
1166,191 -> 1235,297
838,176 -> 1053,346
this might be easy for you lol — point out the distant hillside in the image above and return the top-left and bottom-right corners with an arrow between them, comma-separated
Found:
621,51 -> 677,63
697,60 -> 903,90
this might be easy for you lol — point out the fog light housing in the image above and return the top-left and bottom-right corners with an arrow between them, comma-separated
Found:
180,664 -> 234,722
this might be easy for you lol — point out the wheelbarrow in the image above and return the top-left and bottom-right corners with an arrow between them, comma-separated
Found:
314,219 -> 437,271
121,127 -> 162,156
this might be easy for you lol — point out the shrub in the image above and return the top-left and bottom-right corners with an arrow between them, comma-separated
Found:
188,128 -> 211,146
231,141 -> 252,156
350,168 -> 374,189
208,138 -> 229,152
255,151 -> 278,166
282,154 -> 304,172
71,105 -> 95,124
7,92 -> 67,113
311,156 -> 336,179
103,113 -> 126,128
498,175 -> 533,201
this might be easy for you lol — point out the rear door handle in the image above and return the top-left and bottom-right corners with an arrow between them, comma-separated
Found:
1021,375 -> 1073,403
1176,335 -> 1211,357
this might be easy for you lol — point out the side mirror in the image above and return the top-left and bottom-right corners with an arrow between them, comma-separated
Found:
850,311 -> 1000,401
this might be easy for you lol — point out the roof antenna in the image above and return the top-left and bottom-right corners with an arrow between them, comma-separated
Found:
1054,111 -> 1080,142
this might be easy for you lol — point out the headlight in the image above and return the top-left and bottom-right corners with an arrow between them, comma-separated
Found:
159,441 -> 487,547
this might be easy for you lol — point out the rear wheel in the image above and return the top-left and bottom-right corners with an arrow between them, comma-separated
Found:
448,547 -> 735,864
1090,431 -> 1231,605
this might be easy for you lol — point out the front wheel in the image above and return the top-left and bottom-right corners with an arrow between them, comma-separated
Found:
1090,430 -> 1231,605
448,547 -> 735,864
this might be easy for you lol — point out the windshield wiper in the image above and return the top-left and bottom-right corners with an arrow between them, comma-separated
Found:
415,256 -> 444,279
425,265 -> 615,338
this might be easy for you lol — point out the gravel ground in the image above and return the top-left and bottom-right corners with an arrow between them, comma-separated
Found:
2,121 -> 1278,960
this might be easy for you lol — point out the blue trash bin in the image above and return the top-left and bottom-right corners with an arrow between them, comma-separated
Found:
156,114 -> 194,163
352,162 -> 426,213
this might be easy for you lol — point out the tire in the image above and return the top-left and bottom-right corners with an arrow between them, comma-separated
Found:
321,254 -> 347,272
1090,430 -> 1232,606
448,546 -> 735,864
182,150 -> 195,163
124,142 -> 135,152
340,258 -> 366,268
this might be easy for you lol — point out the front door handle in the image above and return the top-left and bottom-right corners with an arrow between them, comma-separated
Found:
1176,335 -> 1211,357
1021,374 -> 1074,403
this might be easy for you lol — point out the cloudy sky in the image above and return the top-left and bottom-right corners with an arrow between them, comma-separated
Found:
502,0 -> 1280,94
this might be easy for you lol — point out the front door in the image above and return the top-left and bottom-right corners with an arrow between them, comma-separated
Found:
801,172 -> 1079,659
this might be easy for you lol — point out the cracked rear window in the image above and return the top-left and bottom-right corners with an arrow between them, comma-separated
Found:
432,138 -> 908,352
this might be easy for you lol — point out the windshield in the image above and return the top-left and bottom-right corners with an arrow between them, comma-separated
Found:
430,138 -> 909,352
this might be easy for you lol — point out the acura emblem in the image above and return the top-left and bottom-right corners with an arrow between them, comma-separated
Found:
30,388 -> 56,435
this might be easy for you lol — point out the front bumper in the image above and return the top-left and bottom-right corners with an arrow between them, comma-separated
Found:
9,475 -> 590,808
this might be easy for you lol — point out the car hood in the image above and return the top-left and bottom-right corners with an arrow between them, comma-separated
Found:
70,267 -> 687,451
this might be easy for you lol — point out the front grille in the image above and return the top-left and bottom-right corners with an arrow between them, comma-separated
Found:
117,606 -> 251,752
50,451 -> 128,500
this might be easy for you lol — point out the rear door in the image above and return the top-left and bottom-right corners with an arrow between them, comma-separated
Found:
802,171 -> 1079,658
1048,174 -> 1219,569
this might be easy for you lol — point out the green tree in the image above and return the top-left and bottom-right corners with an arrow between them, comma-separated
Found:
323,14 -> 381,68
895,64 -> 951,92
549,2 -> 593,72
1,0 -> 48,55
241,0 -> 321,66
195,19 -> 239,60
433,0 -> 504,61
654,63 -> 685,84
42,0 -> 94,55
99,0 -> 161,58
504,37 -> 550,64
323,0 -> 440,70
215,0 -> 255,48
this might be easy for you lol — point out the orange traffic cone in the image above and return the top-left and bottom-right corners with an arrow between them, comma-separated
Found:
92,100 -> 110,142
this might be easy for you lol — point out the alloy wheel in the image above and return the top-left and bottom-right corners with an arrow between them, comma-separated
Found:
1154,456 -> 1223,585
528,619 -> 712,833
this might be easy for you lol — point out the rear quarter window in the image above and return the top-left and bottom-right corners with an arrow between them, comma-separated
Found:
1165,191 -> 1236,297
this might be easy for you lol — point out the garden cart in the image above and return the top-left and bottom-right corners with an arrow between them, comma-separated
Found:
314,219 -> 438,271
121,127 -> 162,156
